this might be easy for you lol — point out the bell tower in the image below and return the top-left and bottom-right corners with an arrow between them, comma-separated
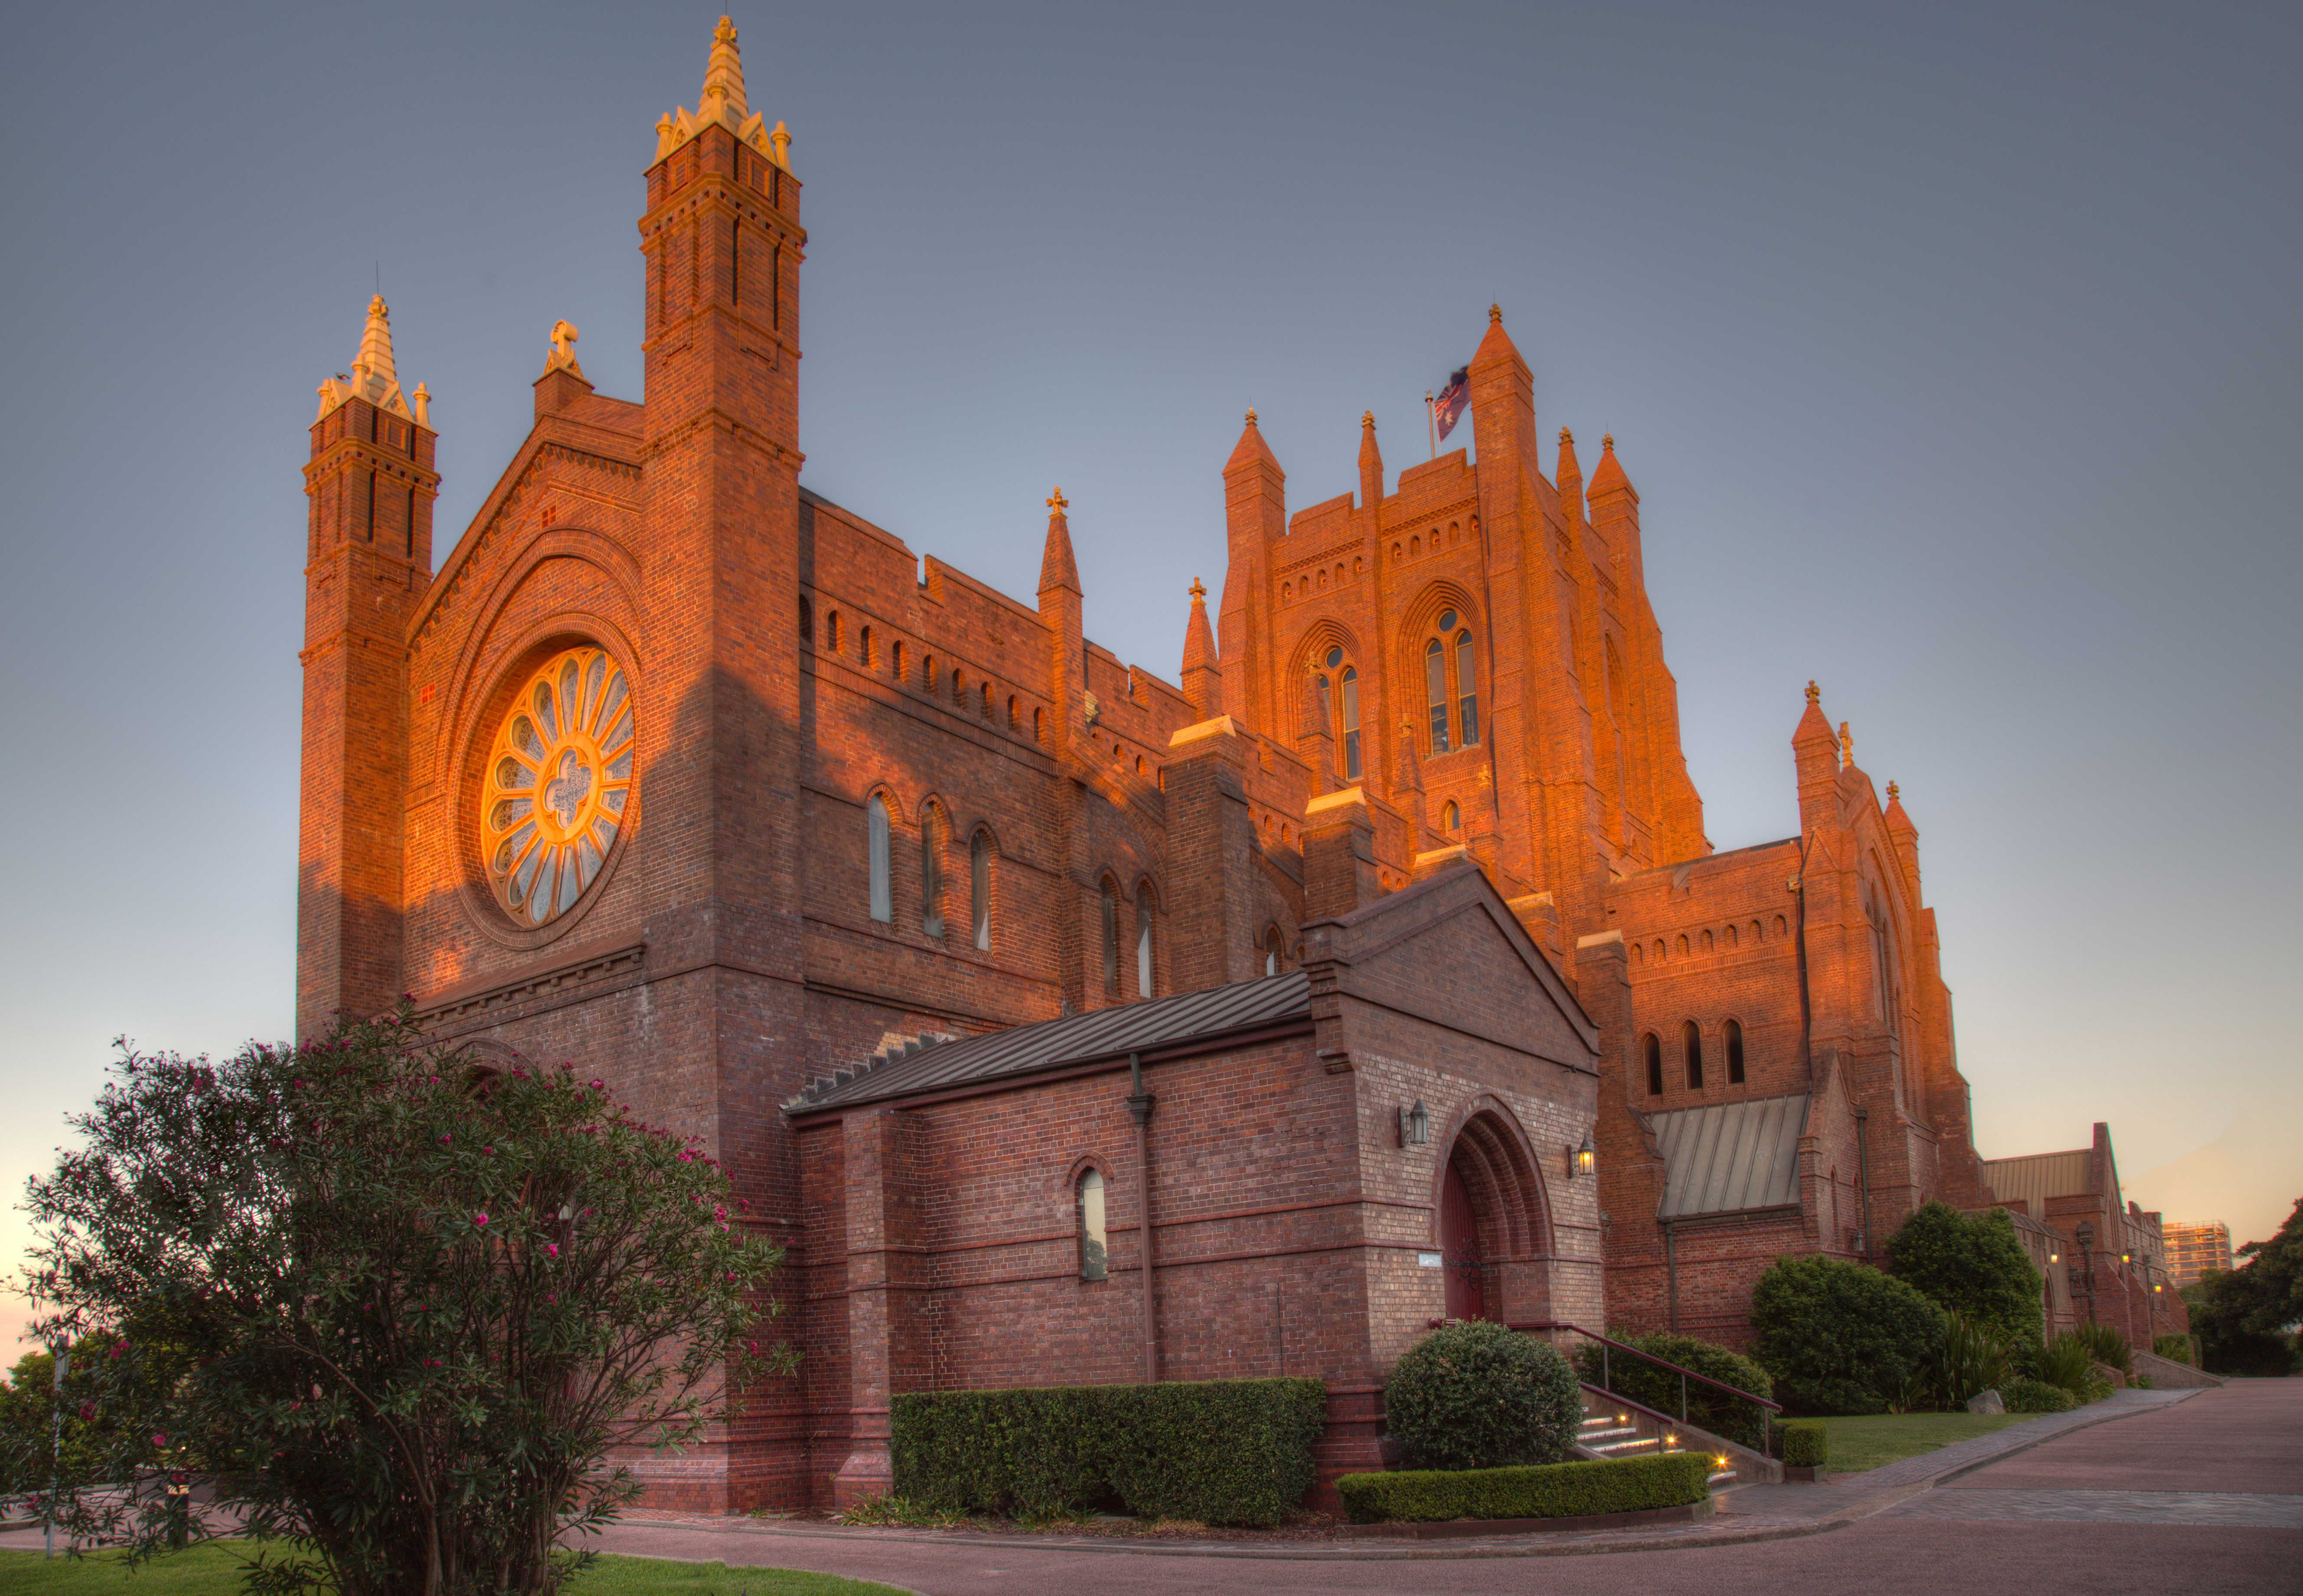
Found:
298,297 -> 437,1037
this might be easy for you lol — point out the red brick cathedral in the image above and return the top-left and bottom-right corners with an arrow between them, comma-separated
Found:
296,20 -> 2153,1513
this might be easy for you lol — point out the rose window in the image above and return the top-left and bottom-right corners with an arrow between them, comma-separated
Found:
481,647 -> 632,925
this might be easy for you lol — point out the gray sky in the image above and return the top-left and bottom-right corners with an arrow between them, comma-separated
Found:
2,2 -> 2296,1345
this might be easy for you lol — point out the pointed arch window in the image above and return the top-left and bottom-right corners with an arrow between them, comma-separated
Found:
1442,800 -> 1460,833
1726,1018 -> 1745,1085
867,796 -> 892,923
1264,927 -> 1282,977
1455,630 -> 1479,747
1425,639 -> 1451,754
1100,879 -> 1119,996
970,829 -> 992,951
1644,1032 -> 1663,1097
1683,1021 -> 1705,1089
1340,667 -> 1361,780
920,807 -> 945,938
1135,884 -> 1155,999
1077,1168 -> 1108,1281
799,597 -> 814,643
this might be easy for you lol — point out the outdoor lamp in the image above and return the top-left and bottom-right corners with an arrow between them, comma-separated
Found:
2121,1252 -> 2131,1264
1400,1100 -> 1430,1148
2049,1250 -> 2060,1263
1569,1133 -> 1596,1179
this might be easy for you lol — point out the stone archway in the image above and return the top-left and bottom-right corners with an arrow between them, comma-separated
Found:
1433,1099 -> 1557,1325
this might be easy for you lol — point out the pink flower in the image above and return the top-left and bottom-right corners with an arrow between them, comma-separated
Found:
482,1146 -> 494,1155
748,1340 -> 759,1354
546,1244 -> 559,1257
589,1079 -> 604,1090
738,1198 -> 750,1212
440,1133 -> 452,1144
151,1433 -> 167,1448
474,1212 -> 490,1227
77,1401 -> 95,1420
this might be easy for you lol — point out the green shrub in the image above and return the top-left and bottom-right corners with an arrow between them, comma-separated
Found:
1999,1377 -> 2078,1414
1884,1202 -> 2045,1348
890,1376 -> 1326,1527
2064,1321 -> 2132,1374
1571,1333 -> 1773,1449
1749,1254 -> 1948,1415
1384,1321 -> 1583,1471
1335,1452 -> 1710,1525
2035,1332 -> 2098,1394
1778,1419 -> 1828,1467
2151,1335 -> 2197,1368
1929,1308 -> 2014,1408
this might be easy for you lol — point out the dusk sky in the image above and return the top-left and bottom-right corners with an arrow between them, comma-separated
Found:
1,2 -> 2296,1348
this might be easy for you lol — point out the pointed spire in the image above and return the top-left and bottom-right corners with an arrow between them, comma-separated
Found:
1556,425 -> 1581,484
1838,719 -> 1855,767
1038,486 -> 1080,595
1587,431 -> 1630,494
316,295 -> 417,424
1884,781 -> 1916,835
1794,679 -> 1836,757
1472,301 -> 1521,369
1358,409 -> 1383,508
657,15 -> 784,167
1225,407 -> 1280,474
1182,578 -> 1217,672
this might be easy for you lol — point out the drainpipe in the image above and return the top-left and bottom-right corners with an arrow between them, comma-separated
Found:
1128,1052 -> 1158,1384
1854,1107 -> 1873,1262
1664,1218 -> 1680,1334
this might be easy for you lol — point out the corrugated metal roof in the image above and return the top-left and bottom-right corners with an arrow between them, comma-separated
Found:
1981,1149 -> 2093,1219
785,970 -> 1312,1113
1649,1094 -> 1809,1218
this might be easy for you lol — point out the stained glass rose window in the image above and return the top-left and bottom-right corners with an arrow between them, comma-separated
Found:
481,647 -> 632,925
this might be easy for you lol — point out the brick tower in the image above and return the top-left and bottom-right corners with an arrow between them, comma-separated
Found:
298,298 -> 435,1037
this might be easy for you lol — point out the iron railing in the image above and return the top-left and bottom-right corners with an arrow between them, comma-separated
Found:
1505,1319 -> 1780,1451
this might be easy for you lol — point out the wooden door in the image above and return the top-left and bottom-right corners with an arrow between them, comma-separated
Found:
1441,1159 -> 1486,1322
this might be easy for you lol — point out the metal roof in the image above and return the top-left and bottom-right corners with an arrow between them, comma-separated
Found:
785,970 -> 1312,1113
1980,1149 -> 2094,1219
1649,1094 -> 1809,1219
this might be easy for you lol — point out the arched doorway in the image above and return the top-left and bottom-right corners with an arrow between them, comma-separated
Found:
1440,1157 -> 1487,1321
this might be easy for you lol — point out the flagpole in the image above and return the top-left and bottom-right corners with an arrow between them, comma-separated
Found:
1425,391 -> 1436,460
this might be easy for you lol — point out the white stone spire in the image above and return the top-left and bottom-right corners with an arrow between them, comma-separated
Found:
654,14 -> 790,172
315,294 -> 422,424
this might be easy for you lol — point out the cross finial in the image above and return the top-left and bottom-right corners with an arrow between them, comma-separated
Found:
1602,432 -> 1615,450
1887,781 -> 1900,802
1188,577 -> 1207,603
1838,720 -> 1854,763
1047,487 -> 1068,515
1361,409 -> 1374,428
1805,680 -> 1820,705
1560,425 -> 1572,442
1489,303 -> 1502,323
1245,408 -> 1257,426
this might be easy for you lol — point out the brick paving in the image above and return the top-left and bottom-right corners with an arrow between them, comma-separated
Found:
1882,1488 -> 2303,1526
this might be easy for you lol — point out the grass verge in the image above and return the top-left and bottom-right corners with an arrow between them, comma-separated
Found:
0,1545 -> 904,1593
1817,1411 -> 2037,1473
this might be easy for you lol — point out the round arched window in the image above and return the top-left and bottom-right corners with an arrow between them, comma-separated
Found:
481,646 -> 633,925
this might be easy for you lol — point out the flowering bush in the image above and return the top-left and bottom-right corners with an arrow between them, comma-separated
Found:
15,1005 -> 792,1596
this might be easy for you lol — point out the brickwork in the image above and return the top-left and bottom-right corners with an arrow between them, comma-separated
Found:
291,16 -> 2140,1519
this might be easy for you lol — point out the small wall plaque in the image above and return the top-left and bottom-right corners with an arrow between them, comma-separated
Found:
1417,1251 -> 1444,1268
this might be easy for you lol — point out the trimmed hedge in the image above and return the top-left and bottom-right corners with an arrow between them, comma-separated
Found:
1336,1452 -> 1712,1525
890,1376 -> 1326,1527
1999,1377 -> 2079,1414
1778,1419 -> 1828,1467
1385,1321 -> 1584,1470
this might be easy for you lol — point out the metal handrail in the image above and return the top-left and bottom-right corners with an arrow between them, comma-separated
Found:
1506,1320 -> 1783,1414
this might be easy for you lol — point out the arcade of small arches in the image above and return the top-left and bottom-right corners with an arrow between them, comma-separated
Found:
801,597 -> 1053,750
1629,916 -> 1791,965
1639,1018 -> 1749,1097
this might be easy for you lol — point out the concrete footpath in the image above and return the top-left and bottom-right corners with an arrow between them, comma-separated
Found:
588,1380 -> 2302,1593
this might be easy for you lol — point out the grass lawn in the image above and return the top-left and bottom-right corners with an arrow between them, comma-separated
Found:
1817,1411 -> 2038,1474
0,1544 -> 903,1593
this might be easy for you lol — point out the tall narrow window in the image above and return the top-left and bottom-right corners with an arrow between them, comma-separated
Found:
1442,800 -> 1460,833
920,808 -> 945,938
1644,1033 -> 1663,1097
799,597 -> 813,643
1684,1021 -> 1705,1089
1100,880 -> 1119,995
1078,1168 -> 1108,1281
860,626 -> 874,667
1340,667 -> 1361,779
827,611 -> 841,652
893,640 -> 906,679
867,796 -> 891,923
1425,639 -> 1451,753
1726,1019 -> 1746,1084
1135,884 -> 1155,999
1456,630 -> 1479,747
970,829 -> 991,951
1315,672 -> 1331,740
1264,928 -> 1282,977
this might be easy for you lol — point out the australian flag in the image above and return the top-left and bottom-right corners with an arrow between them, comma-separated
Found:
1432,366 -> 1471,441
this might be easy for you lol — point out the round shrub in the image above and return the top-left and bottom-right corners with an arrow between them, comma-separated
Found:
1570,1332 -> 1773,1448
1884,1201 -> 2044,1349
1999,1376 -> 2077,1414
1384,1322 -> 1583,1471
1750,1253 -> 1948,1415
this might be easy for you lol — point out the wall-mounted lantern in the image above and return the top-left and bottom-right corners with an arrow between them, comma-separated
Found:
1400,1100 -> 1430,1148
2048,1250 -> 2060,1264
1568,1133 -> 1595,1179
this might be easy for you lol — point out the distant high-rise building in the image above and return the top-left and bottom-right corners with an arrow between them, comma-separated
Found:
2165,1221 -> 2234,1286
